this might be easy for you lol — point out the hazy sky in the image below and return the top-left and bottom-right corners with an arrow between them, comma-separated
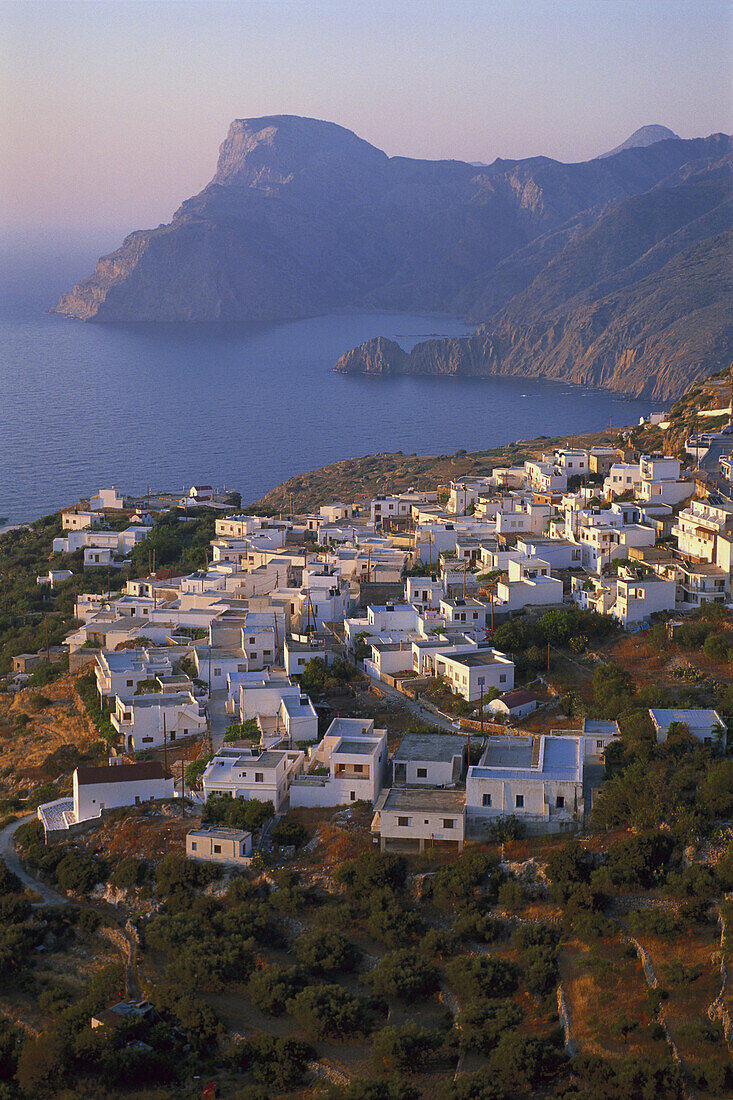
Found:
1,0 -> 731,241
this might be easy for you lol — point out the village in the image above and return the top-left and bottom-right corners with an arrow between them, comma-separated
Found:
1,400 -> 732,1099
17,419 -> 731,851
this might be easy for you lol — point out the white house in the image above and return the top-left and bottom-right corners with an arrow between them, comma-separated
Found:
495,556 -> 564,612
487,689 -> 537,720
371,788 -> 466,852
238,679 -> 318,744
202,745 -> 305,810
676,561 -> 730,608
612,570 -> 676,626
392,732 -> 466,788
637,455 -> 691,507
110,691 -> 207,752
284,633 -> 343,677
434,647 -> 514,702
37,761 -> 175,838
62,510 -> 100,531
186,827 -> 253,865
649,708 -> 726,749
516,537 -> 582,571
290,719 -> 388,808
405,574 -> 445,611
604,464 -> 641,498
95,648 -> 175,703
466,735 -> 584,834
89,488 -> 125,511
672,500 -> 733,575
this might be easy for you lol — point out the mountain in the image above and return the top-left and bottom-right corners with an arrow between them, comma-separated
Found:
53,116 -> 732,399
598,124 -> 680,159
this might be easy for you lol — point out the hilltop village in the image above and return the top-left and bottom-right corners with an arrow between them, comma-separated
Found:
0,392 -> 732,1099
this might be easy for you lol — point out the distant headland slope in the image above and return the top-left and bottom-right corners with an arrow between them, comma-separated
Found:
53,115 -> 732,399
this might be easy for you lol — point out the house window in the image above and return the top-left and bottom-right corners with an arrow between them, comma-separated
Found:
170,731 -> 176,741
354,764 -> 364,773
417,767 -> 427,778
142,736 -> 153,744
556,795 -> 565,809
350,791 -> 356,801
126,679 -> 133,687
596,739 -> 604,750
249,637 -> 256,644
515,794 -> 524,808
213,844 -> 221,854
191,842 -> 197,851
482,793 -> 491,807
214,668 -> 221,676
255,773 -> 263,782
397,816 -> 410,827
500,674 -> 506,683
442,819 -> 454,829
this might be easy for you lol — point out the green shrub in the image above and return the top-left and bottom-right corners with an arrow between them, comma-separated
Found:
290,983 -> 366,1039
248,965 -> 306,1015
371,1022 -> 439,1073
364,949 -> 439,1001
457,998 -> 523,1054
270,818 -> 309,848
446,955 -> 519,1000
294,929 -> 361,975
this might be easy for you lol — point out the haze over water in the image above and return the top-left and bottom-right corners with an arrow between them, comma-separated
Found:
0,243 -> 652,524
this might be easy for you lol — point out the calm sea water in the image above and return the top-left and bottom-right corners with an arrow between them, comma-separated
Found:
0,239 -> 652,524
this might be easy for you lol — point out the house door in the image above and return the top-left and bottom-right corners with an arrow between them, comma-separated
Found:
394,763 -> 407,783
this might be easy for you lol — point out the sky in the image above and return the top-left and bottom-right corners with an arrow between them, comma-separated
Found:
1,0 -> 731,244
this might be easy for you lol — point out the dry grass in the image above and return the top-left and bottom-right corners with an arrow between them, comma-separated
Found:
0,672 -> 100,795
634,921 -> 728,1092
559,935 -> 660,1061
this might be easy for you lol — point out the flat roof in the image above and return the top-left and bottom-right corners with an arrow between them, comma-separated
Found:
338,740 -> 378,755
187,826 -> 251,841
473,735 -> 581,782
649,708 -> 722,727
379,788 -> 466,812
394,732 -> 466,763
449,652 -> 505,668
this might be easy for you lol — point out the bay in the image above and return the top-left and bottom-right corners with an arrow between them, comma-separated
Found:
0,241 -> 652,523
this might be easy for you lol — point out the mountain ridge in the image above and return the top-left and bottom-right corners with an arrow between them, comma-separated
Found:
52,116 -> 732,399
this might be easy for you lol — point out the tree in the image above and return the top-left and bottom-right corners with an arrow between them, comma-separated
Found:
699,760 -> 733,817
290,984 -> 366,1039
593,663 -> 635,718
606,831 -> 674,888
270,818 -> 309,848
294,929 -> 361,975
363,949 -> 439,1001
248,1035 -> 314,1089
457,998 -> 523,1054
248,964 -> 305,1015
371,1022 -> 439,1073
703,632 -> 731,662
446,956 -> 519,1000
202,793 -> 275,831
300,657 -> 327,693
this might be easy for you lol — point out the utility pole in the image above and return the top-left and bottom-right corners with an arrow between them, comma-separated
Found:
479,676 -> 485,734
162,712 -> 168,775
208,641 -> 212,693
179,757 -> 186,818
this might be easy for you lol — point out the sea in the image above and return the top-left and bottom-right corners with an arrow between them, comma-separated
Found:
0,236 -> 652,524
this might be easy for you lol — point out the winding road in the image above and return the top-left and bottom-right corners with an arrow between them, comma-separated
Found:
0,813 -> 142,999
0,813 -> 68,906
